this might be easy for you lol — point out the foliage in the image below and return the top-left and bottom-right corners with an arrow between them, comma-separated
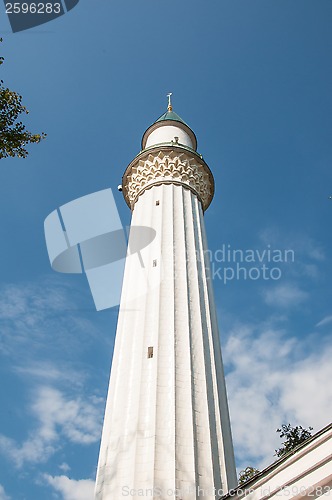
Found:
238,423 -> 313,486
275,423 -> 313,458
238,466 -> 260,485
0,38 -> 46,159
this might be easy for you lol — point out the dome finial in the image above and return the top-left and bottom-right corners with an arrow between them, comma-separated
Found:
167,92 -> 173,111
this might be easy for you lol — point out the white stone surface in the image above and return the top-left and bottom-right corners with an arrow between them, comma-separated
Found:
145,125 -> 194,149
95,181 -> 237,499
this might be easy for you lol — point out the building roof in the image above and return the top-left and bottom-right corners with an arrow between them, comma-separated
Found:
155,110 -> 188,126
220,422 -> 332,500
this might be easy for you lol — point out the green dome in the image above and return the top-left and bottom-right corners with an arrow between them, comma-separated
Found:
155,110 -> 188,126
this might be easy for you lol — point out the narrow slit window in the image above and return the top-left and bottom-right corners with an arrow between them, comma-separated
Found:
153,259 -> 157,267
148,347 -> 153,359
156,200 -> 160,206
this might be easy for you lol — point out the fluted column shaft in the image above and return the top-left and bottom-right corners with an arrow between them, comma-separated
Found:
95,181 -> 236,500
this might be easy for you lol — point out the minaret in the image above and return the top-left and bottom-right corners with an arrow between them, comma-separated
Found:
95,97 -> 237,499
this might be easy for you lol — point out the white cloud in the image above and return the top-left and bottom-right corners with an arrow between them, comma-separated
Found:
59,462 -> 71,473
262,283 -> 308,308
224,322 -> 332,471
0,280 -> 97,359
299,263 -> 320,279
31,386 -> 102,445
258,229 -> 325,281
0,279 -> 105,471
259,229 -> 325,262
14,361 -> 86,388
0,434 -> 55,469
0,386 -> 103,468
307,246 -> 325,262
0,485 -> 10,500
44,474 -> 94,500
0,282 -> 70,321
316,315 -> 332,327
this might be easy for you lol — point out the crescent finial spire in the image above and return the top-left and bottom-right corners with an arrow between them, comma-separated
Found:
167,92 -> 173,111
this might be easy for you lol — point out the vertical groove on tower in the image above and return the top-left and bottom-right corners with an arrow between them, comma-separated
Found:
121,188 -> 158,495
116,191 -> 152,496
153,184 -> 176,495
193,194 -> 223,495
197,196 -> 227,493
198,205 -> 237,492
183,186 -> 200,496
134,187 -> 160,492
174,185 -> 196,498
95,215 -> 141,497
184,189 -> 216,498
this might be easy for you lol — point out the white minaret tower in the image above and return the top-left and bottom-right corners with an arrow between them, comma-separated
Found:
95,97 -> 237,499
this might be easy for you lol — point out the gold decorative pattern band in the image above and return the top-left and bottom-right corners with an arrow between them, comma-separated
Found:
122,147 -> 214,211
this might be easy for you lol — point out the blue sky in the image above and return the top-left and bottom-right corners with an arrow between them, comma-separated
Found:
0,0 -> 331,498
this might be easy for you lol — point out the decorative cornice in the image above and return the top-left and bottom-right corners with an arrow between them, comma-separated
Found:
122,146 -> 214,211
